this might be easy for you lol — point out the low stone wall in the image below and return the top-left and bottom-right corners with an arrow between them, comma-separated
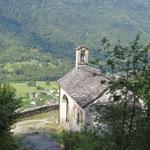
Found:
15,104 -> 59,119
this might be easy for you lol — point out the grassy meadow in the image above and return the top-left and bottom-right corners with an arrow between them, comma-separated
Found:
9,81 -> 59,109
10,81 -> 58,97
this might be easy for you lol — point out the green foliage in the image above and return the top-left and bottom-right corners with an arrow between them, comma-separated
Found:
0,48 -> 72,81
60,131 -> 107,150
1,0 -> 150,48
0,133 -> 19,150
10,81 -> 58,96
36,85 -> 44,90
55,35 -> 150,150
0,83 -> 21,150
10,81 -> 59,109
93,34 -> 150,150
45,81 -> 50,86
1,0 -> 150,81
0,82 -> 21,134
27,81 -> 36,87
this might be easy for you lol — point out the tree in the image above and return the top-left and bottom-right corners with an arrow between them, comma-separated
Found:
93,34 -> 150,150
0,82 -> 21,150
0,82 -> 21,134
60,35 -> 150,150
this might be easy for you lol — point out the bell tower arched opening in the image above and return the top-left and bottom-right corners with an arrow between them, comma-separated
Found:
75,45 -> 89,69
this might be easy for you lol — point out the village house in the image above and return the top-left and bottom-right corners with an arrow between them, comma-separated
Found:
58,45 -> 114,131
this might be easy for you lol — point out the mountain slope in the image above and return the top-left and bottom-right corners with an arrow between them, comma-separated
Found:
0,0 -> 150,81
1,0 -> 150,49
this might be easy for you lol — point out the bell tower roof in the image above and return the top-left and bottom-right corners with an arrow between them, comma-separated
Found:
75,45 -> 89,51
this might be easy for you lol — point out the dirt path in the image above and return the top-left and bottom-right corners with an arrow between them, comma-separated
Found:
12,118 -> 50,135
12,112 -> 62,150
20,133 -> 61,150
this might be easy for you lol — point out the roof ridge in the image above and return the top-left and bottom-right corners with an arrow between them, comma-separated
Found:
82,88 -> 109,108
80,66 -> 102,75
58,65 -> 111,108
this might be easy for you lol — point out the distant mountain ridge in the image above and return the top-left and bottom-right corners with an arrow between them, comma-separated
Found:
1,0 -> 150,51
0,0 -> 150,81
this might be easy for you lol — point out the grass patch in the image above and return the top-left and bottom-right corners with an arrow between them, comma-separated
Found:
21,110 -> 59,121
10,81 -> 58,97
12,111 -> 61,138
9,81 -> 59,109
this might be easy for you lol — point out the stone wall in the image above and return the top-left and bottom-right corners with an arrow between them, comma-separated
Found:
15,104 -> 59,119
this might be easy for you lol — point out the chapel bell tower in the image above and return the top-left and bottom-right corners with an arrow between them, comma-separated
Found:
75,45 -> 89,69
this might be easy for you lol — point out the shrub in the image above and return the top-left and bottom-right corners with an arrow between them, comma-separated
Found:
36,85 -> 44,90
45,81 -> 50,85
0,82 -> 21,149
0,133 -> 19,150
27,81 -> 36,87
0,83 -> 21,133
60,130 -> 112,150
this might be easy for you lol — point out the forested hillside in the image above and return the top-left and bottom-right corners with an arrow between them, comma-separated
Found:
0,0 -> 150,81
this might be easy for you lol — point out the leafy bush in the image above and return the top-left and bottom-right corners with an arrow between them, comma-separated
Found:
45,81 -> 50,85
60,130 -> 113,150
27,81 -> 36,87
0,134 -> 19,150
0,83 -> 21,133
0,82 -> 21,150
36,85 -> 44,90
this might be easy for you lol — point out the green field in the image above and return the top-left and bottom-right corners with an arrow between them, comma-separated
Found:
10,81 -> 59,109
10,81 -> 58,97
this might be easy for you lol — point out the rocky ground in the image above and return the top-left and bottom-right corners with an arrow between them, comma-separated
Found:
11,111 -> 63,150
20,133 -> 61,150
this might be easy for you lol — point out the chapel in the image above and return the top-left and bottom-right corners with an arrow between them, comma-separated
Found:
58,45 -> 111,131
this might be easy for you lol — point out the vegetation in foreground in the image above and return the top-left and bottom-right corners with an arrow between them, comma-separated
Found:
60,35 -> 150,150
0,81 -> 59,149
0,83 -> 21,150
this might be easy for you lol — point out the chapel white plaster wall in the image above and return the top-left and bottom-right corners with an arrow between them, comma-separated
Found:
59,87 -> 85,131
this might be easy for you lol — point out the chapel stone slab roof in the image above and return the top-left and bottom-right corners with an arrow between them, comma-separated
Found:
58,65 -> 110,108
